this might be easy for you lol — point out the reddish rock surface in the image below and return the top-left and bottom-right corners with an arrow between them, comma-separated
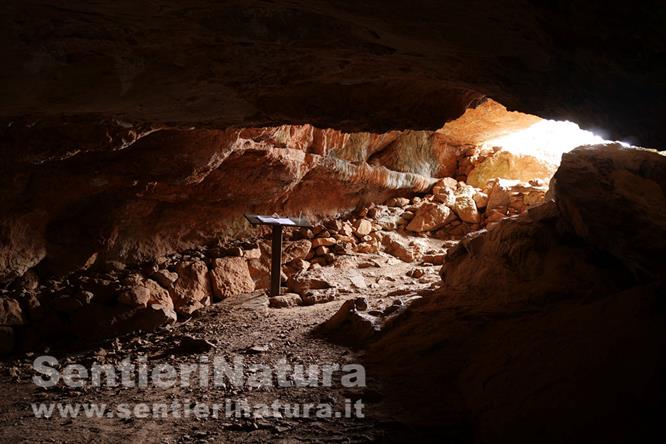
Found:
209,257 -> 255,300
0,100 -> 539,281
364,145 -> 666,443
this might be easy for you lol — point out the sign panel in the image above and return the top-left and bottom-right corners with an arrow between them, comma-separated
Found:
256,216 -> 296,225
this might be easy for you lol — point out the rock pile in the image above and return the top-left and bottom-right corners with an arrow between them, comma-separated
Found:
0,243 -> 259,354
0,166 -> 547,355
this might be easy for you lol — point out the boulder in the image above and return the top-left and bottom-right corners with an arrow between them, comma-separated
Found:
301,288 -> 338,306
150,269 -> 179,289
382,232 -> 421,262
209,257 -> 255,300
473,191 -> 488,209
453,194 -> 481,223
385,197 -> 410,207
119,274 -> 174,309
121,304 -> 177,334
554,144 -> 666,280
406,202 -> 454,232
282,240 -> 312,263
353,219 -> 373,236
287,270 -> 335,295
311,237 -> 337,248
315,298 -> 381,347
247,257 -> 288,289
269,293 -> 302,308
0,298 -> 24,325
486,179 -> 515,211
421,252 -> 447,265
355,241 -> 380,254
467,150 -> 558,188
432,178 -> 458,206
171,260 -> 212,315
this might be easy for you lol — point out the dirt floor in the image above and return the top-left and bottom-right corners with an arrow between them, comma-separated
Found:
0,248 -> 443,443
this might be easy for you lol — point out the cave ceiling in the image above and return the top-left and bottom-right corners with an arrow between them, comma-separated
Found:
1,0 -> 664,147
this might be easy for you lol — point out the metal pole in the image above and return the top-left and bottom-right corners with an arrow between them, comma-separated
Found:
270,224 -> 283,297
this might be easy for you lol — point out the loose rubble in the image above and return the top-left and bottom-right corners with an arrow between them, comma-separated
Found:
0,169 -> 546,355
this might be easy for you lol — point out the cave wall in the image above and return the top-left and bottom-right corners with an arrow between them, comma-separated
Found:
1,0 -> 664,281
0,101 -> 539,281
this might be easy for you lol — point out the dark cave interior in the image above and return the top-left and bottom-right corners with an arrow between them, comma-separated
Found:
1,1 -> 665,443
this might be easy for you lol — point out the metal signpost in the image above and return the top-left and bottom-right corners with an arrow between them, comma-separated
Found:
244,214 -> 313,297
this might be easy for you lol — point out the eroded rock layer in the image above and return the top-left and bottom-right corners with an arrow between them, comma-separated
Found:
0,100 -> 538,282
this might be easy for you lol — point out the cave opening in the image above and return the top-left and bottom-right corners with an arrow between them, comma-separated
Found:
1,1 -> 665,442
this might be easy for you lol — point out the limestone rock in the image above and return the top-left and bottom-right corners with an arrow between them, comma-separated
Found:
406,203 -> 453,232
486,180 -> 511,211
311,237 -> 337,248
119,275 -> 173,310
339,222 -> 354,237
376,212 -> 402,231
80,278 -> 120,305
269,293 -> 303,309
453,194 -> 481,224
432,177 -> 458,206
422,252 -> 447,265
287,270 -> 335,295
355,241 -> 380,254
243,247 -> 262,260
473,191 -> 488,209
282,240 -> 312,263
401,210 -> 415,221
554,144 -> 666,280
15,270 -> 39,291
209,257 -> 255,300
301,288 -> 338,306
455,183 -> 477,198
287,258 -> 310,273
124,304 -> 178,333
75,290 -> 94,305
353,219 -> 373,236
382,232 -> 421,262
467,150 -> 558,188
247,257 -> 288,290
171,260 -> 212,315
385,197 -> 410,207
22,293 -> 43,321
150,269 -> 179,290
0,298 -> 24,325
316,298 -> 381,347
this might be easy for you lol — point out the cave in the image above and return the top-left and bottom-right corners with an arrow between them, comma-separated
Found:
1,1 -> 665,443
